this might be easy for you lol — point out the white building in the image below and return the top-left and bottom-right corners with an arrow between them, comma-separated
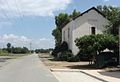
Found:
62,7 -> 109,55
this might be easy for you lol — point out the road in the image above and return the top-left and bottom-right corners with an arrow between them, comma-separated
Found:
0,54 -> 58,82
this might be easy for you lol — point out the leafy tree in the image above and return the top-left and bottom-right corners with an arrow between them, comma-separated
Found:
55,13 -> 71,30
6,43 -> 12,53
70,9 -> 80,19
7,43 -> 11,49
35,48 -> 53,53
4,43 -> 29,54
52,28 -> 62,46
75,34 -> 118,60
12,47 -> 29,54
97,5 -> 120,36
52,10 -> 80,46
22,47 -> 29,53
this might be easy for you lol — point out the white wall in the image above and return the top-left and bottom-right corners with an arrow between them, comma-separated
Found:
72,10 -> 108,55
62,21 -> 74,51
62,9 -> 109,55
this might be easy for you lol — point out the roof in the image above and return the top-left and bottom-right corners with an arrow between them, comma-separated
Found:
62,7 -> 106,29
73,7 -> 106,20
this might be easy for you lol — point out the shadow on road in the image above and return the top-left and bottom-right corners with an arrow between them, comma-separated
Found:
99,70 -> 120,79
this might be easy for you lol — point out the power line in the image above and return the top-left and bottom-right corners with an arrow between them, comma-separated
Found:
14,0 -> 24,25
0,3 -> 12,22
1,0 -> 24,25
14,0 -> 26,34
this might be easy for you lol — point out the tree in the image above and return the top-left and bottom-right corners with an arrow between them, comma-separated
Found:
6,43 -> 12,53
52,10 -> 80,46
55,13 -> 71,30
70,9 -> 80,19
7,43 -> 11,49
52,28 -> 62,46
12,47 -> 29,54
75,34 -> 118,61
97,5 -> 120,36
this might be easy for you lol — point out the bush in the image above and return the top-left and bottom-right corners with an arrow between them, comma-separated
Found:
57,50 -> 73,61
77,52 -> 91,61
52,41 -> 69,58
52,45 -> 61,58
67,55 -> 80,62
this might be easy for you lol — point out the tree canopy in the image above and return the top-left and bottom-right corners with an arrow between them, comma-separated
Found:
75,34 -> 118,54
97,5 -> 120,36
52,10 -> 80,46
3,43 -> 29,54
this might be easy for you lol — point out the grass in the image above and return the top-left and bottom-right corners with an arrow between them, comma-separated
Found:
0,51 -> 9,56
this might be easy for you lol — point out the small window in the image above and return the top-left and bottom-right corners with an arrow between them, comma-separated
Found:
91,27 -> 96,34
68,28 -> 70,39
63,31 -> 65,41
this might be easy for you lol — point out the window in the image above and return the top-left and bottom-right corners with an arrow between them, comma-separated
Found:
68,28 -> 70,39
63,31 -> 65,41
91,27 -> 96,34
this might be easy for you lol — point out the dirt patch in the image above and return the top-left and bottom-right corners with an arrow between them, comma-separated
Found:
38,53 -> 120,70
38,53 -> 97,69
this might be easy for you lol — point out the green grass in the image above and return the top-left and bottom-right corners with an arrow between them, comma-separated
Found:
0,53 -> 9,56
0,50 -> 10,56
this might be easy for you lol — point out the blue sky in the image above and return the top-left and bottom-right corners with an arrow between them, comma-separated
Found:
0,0 -> 120,49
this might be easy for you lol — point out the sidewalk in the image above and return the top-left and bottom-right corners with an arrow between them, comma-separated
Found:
38,53 -> 120,82
51,68 -> 120,82
82,69 -> 120,82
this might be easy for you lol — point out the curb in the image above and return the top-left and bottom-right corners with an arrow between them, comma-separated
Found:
50,68 -> 81,72
50,68 -> 108,82
80,71 -> 108,82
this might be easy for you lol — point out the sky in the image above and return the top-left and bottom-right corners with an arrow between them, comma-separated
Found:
0,0 -> 120,49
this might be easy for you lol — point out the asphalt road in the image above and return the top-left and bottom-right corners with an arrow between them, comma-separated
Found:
0,54 -> 58,82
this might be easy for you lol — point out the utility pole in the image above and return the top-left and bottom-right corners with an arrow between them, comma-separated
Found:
30,42 -> 32,54
119,26 -> 120,65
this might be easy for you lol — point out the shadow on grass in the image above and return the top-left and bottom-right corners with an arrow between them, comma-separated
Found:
48,58 -> 63,61
0,58 -> 12,62
39,56 -> 51,58
66,64 -> 98,70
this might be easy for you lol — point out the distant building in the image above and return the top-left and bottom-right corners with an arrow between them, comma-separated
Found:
62,7 -> 109,55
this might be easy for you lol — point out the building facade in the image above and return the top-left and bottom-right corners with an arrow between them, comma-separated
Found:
62,7 -> 109,55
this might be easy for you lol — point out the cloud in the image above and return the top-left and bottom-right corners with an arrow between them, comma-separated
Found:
103,0 -> 110,2
0,34 -> 54,49
0,34 -> 31,47
39,38 -> 50,41
0,0 -> 72,17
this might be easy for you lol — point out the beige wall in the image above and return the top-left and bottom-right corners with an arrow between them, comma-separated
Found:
62,9 -> 109,55
62,21 -> 74,51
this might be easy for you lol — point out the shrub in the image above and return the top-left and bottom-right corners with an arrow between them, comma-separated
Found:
67,55 -> 80,62
52,41 -> 69,58
57,50 -> 73,61
60,41 -> 68,51
52,45 -> 61,58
